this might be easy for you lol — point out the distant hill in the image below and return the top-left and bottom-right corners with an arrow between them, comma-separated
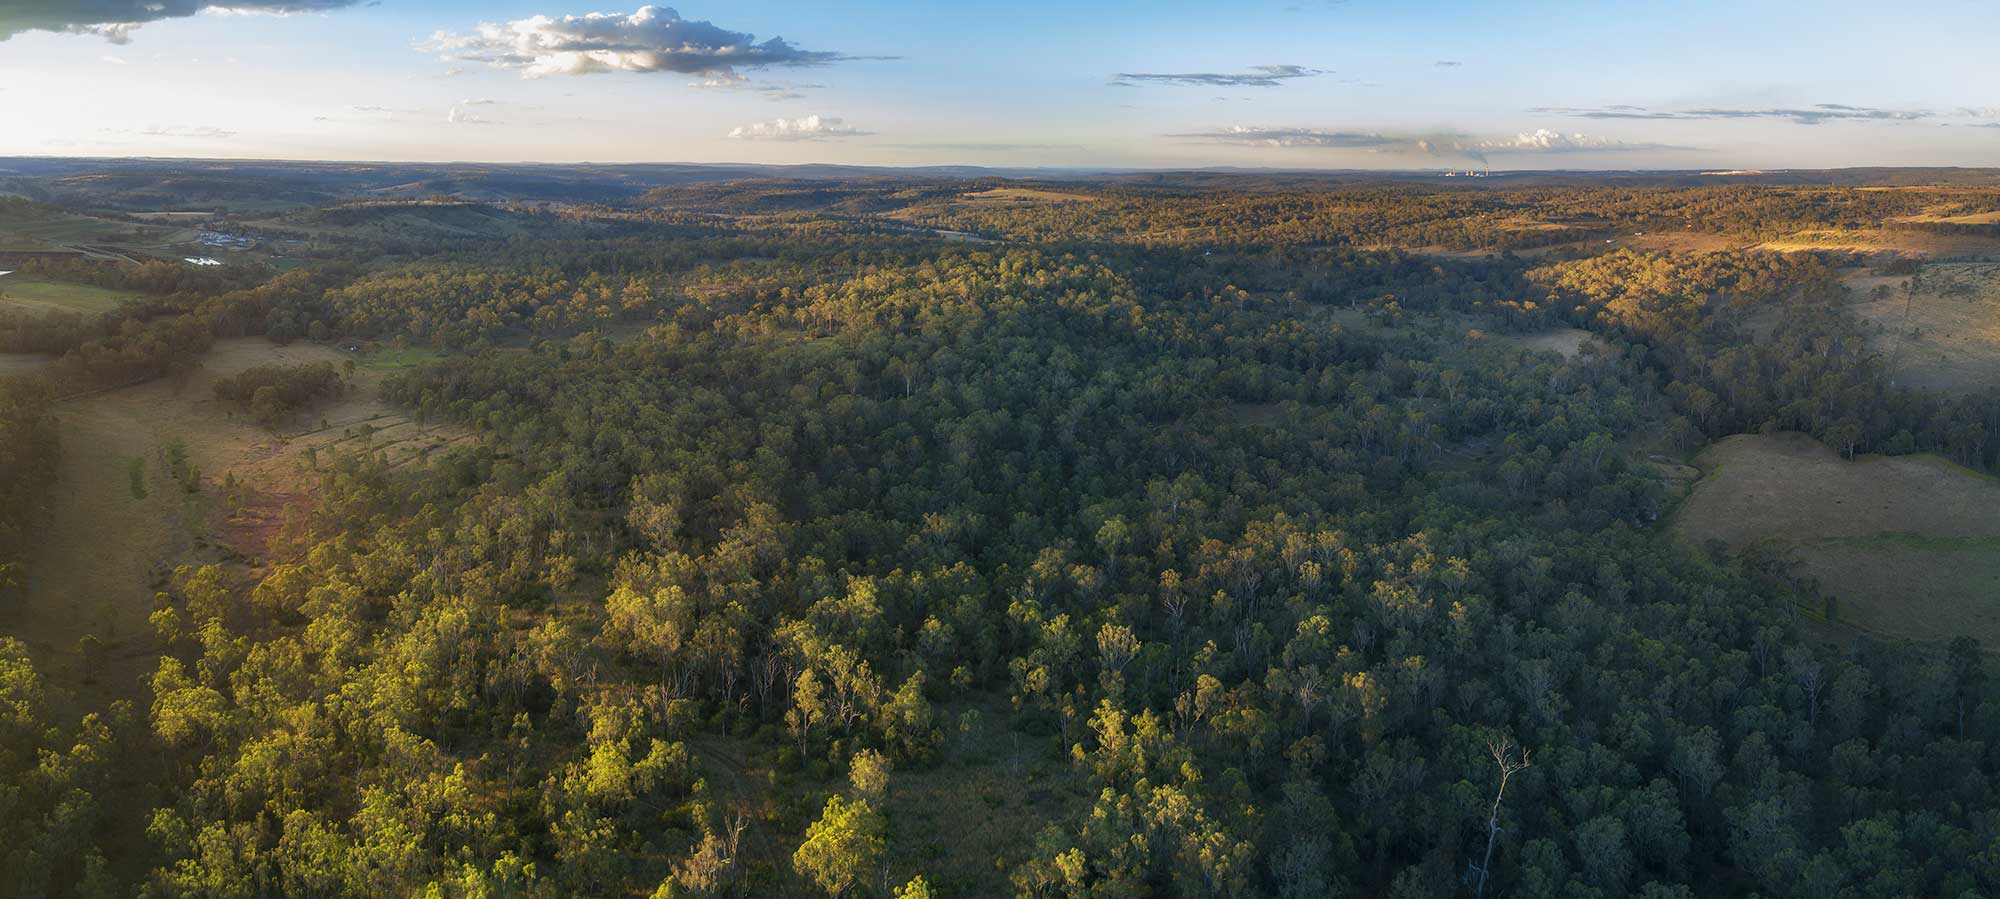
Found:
6,157 -> 2000,216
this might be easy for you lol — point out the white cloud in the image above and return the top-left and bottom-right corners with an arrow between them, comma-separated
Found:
422,5 -> 849,78
1489,129 -> 1640,151
728,114 -> 869,141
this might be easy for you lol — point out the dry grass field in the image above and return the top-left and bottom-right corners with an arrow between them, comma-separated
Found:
1674,432 -> 2000,645
1756,228 -> 2000,257
1408,228 -> 1746,260
0,204 -> 198,254
1845,262 -> 2000,394
960,187 -> 1096,204
0,276 -> 140,315
1,338 -> 463,699
1893,211 -> 2000,226
1624,230 -> 1751,254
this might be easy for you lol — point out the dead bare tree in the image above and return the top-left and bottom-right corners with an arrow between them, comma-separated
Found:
1472,735 -> 1533,899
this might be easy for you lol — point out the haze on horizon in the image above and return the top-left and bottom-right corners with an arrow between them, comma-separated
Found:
2,0 -> 1996,171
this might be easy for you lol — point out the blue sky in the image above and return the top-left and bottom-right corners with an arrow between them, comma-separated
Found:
2,0 -> 1996,169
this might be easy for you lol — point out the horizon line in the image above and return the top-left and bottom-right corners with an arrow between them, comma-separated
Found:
5,153 -> 1996,177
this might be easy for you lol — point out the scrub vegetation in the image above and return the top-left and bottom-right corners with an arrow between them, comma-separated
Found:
3,165 -> 2000,898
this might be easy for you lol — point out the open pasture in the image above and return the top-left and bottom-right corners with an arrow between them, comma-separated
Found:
960,187 -> 1096,203
1845,262 -> 2000,394
0,276 -> 138,315
1674,432 -> 2000,645
1757,227 -> 2000,257
3,338 -> 464,697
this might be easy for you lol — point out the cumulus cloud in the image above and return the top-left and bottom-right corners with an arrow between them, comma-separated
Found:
1530,103 -> 1931,125
1172,125 -> 1687,164
1434,60 -> 1462,67
727,114 -> 869,141
1490,129 -> 1659,152
1110,64 -> 1326,88
0,1 -> 366,43
422,5 -> 851,78
447,106 -> 497,126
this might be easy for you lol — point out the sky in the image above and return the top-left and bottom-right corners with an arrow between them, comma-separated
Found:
1,0 -> 1997,170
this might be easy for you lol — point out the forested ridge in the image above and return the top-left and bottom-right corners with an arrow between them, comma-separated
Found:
3,179 -> 2000,898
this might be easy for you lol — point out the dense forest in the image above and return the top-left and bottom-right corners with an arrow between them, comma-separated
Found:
3,175 -> 2000,898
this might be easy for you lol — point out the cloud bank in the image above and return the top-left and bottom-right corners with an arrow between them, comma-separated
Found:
423,5 -> 849,78
1173,125 -> 1688,164
0,0 -> 365,43
1111,65 -> 1326,88
1531,104 -> 1932,125
728,115 -> 869,141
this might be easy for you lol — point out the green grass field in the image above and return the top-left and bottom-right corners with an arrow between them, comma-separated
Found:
0,277 -> 139,315
353,345 -> 445,371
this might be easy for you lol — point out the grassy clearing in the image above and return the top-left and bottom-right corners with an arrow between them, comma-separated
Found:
879,708 -> 1092,892
1623,230 -> 1750,254
350,344 -> 445,371
1756,227 -> 2000,257
687,700 -> 1089,895
961,187 -> 1096,204
0,277 -> 139,315
1892,210 -> 2000,226
1674,432 -> 2000,644
0,354 -> 49,377
0,205 -> 174,251
2,338 -> 470,701
0,390 -> 192,703
1500,327 -> 1601,360
1846,262 -> 2000,394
